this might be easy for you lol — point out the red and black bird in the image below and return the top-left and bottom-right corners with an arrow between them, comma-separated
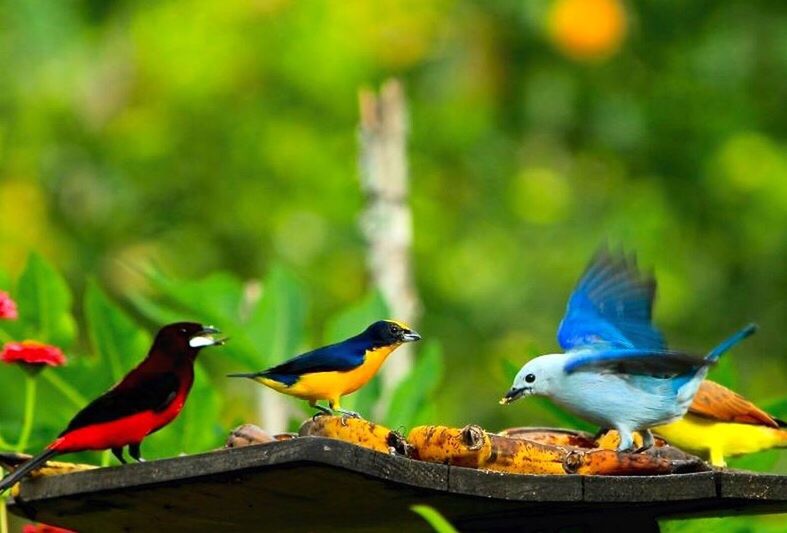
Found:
0,322 -> 224,493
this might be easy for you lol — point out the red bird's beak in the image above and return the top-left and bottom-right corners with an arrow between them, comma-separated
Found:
188,326 -> 226,348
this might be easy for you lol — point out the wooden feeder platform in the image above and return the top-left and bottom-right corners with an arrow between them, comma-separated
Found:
8,437 -> 787,532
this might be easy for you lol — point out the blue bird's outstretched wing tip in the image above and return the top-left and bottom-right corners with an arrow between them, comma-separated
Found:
564,348 -> 708,376
706,322 -> 758,362
557,247 -> 664,352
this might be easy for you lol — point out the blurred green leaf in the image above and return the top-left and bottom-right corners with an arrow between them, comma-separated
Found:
501,358 -> 519,383
11,253 -> 76,347
85,280 -> 152,382
145,268 -> 245,326
385,340 -> 443,429
411,505 -> 458,533
134,268 -> 265,371
0,267 -> 10,289
323,290 -> 389,344
728,449 -> 781,472
245,264 -> 308,369
763,397 -> 787,420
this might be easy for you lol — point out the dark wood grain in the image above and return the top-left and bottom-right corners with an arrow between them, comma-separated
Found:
7,437 -> 787,532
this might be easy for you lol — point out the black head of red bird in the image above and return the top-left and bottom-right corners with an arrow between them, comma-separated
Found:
153,322 -> 226,359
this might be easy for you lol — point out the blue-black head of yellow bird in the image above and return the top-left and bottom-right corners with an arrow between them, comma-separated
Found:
360,320 -> 422,347
227,319 -> 421,418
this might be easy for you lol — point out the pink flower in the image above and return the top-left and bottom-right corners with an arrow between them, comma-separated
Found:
1,341 -> 67,367
22,524 -> 78,533
0,291 -> 17,320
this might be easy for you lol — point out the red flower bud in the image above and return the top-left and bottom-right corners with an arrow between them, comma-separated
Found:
22,524 -> 77,533
1,340 -> 67,367
0,291 -> 17,320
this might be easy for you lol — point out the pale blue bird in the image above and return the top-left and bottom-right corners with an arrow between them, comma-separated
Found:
501,249 -> 756,452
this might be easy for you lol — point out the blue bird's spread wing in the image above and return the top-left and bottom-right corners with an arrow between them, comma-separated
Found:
557,248 -> 665,351
563,349 -> 708,377
260,340 -> 368,386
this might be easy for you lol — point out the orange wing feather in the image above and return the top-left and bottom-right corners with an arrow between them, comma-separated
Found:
689,380 -> 780,427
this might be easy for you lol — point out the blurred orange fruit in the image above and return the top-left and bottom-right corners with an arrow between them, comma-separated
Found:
548,0 -> 627,61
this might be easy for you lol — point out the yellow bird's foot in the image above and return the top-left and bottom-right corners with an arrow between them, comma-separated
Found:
310,403 -> 333,419
336,409 -> 362,419
709,449 -> 727,468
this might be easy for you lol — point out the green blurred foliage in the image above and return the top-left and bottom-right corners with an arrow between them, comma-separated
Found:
0,0 -> 786,528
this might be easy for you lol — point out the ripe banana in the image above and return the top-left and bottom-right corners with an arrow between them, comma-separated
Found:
408,425 -> 706,475
299,415 -> 409,455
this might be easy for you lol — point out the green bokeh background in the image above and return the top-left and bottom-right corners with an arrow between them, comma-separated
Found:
1,0 -> 786,530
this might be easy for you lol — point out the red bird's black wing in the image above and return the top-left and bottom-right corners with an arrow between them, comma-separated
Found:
61,372 -> 180,436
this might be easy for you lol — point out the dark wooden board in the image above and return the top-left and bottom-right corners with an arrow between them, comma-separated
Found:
8,438 -> 787,532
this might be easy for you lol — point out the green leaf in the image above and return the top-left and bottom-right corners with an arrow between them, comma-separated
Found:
411,505 -> 458,533
145,268 -> 246,326
245,264 -> 308,369
384,340 -> 443,429
762,397 -> 787,419
12,253 -> 76,347
134,268 -> 265,371
500,358 -> 520,384
85,280 -> 152,382
323,290 -> 389,344
727,449 -> 781,473
0,266 -> 10,290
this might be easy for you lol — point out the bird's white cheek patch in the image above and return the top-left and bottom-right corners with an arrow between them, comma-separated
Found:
189,335 -> 217,348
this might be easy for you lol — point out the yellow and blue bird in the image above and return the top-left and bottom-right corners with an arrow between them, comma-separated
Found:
654,379 -> 787,467
228,320 -> 421,417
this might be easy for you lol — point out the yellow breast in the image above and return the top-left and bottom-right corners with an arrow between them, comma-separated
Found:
257,344 -> 399,403
654,414 -> 787,466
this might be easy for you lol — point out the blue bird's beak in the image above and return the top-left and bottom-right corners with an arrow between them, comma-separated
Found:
499,386 -> 530,405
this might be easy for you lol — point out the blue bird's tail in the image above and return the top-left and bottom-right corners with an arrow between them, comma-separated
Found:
705,323 -> 758,363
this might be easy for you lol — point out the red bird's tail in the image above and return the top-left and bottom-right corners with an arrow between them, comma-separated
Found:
0,448 -> 58,494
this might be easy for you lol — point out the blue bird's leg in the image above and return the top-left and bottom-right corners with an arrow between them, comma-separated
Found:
615,428 -> 635,452
636,429 -> 655,452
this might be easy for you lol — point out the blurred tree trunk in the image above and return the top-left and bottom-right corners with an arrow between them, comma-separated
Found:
358,79 -> 421,395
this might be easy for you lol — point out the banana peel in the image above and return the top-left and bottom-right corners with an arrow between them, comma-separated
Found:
225,418 -> 707,476
226,424 -> 299,448
0,452 -> 96,479
0,451 -> 97,496
299,416 -> 410,456
408,425 -> 708,475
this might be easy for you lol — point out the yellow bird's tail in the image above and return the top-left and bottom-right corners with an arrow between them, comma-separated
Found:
777,421 -> 787,448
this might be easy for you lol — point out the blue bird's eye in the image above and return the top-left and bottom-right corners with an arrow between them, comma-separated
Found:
525,373 -> 536,383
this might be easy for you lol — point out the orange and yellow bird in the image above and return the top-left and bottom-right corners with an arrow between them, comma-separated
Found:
654,380 -> 787,467
228,320 -> 420,417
